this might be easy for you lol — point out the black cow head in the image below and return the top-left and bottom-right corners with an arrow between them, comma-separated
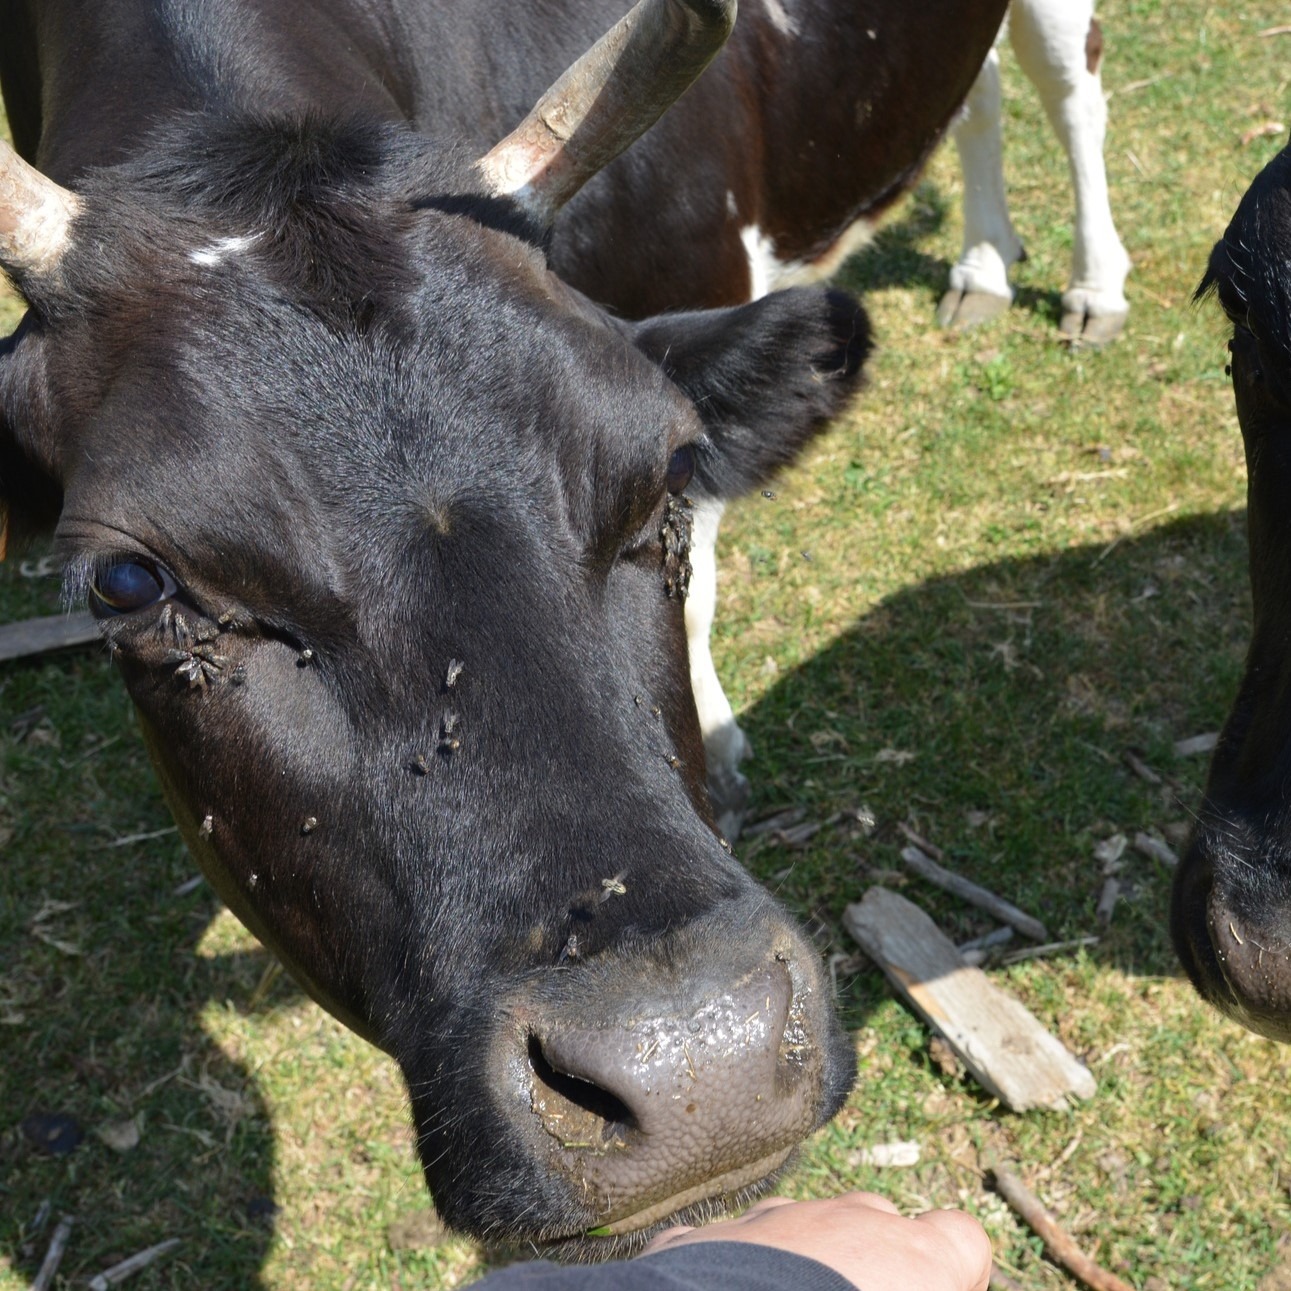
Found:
1178,138 -> 1291,1041
0,12 -> 869,1249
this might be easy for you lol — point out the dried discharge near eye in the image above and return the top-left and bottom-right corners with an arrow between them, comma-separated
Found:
660,494 -> 693,601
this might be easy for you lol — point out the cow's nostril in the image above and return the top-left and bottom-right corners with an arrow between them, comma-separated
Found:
527,1033 -> 636,1146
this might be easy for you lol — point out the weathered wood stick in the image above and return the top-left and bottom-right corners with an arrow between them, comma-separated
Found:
1173,732 -> 1218,757
0,612 -> 99,663
897,821 -> 945,860
1095,876 -> 1120,927
1000,936 -> 1099,966
844,888 -> 1094,1111
1132,832 -> 1179,868
897,844 -> 1049,942
1122,750 -> 1162,785
31,1215 -> 73,1291
989,1162 -> 1134,1291
87,1237 -> 181,1290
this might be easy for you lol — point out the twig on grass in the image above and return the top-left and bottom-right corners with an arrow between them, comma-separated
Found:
1258,24 -> 1291,36
104,826 -> 178,849
989,1163 -> 1134,1291
1122,750 -> 1162,785
1132,832 -> 1179,869
87,1237 -> 181,1289
895,835 -> 1049,942
1107,71 -> 1174,97
897,821 -> 944,860
31,1215 -> 73,1291
1000,936 -> 1099,965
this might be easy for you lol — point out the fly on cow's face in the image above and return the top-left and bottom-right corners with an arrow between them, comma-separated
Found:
166,641 -> 228,690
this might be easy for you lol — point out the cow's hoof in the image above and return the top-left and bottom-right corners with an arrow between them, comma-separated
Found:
1059,307 -> 1128,345
936,288 -> 1011,330
708,762 -> 751,842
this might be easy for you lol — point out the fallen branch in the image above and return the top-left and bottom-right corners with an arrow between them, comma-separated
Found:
31,1215 -> 73,1291
897,821 -> 945,860
1122,750 -> 1162,785
1132,832 -> 1179,869
1000,936 -> 1099,965
1258,24 -> 1291,36
989,1163 -> 1134,1291
87,1237 -> 181,1290
896,841 -> 1049,942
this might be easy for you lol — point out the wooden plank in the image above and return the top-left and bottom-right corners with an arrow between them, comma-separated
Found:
843,886 -> 1096,1111
0,612 -> 100,663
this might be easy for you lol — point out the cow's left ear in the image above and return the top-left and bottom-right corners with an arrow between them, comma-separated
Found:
631,286 -> 871,498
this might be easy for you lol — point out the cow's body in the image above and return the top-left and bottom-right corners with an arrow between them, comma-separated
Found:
0,0 -> 1007,1251
1175,137 -> 1291,1041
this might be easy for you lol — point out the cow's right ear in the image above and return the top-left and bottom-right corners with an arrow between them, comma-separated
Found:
0,314 -> 62,555
631,286 -> 871,499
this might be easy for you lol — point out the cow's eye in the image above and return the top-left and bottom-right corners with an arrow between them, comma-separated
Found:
90,559 -> 173,616
666,445 -> 695,495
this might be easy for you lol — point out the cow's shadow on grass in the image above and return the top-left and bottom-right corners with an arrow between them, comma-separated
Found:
0,641 -> 292,1288
0,510 -> 1248,1286
731,508 -> 1249,1022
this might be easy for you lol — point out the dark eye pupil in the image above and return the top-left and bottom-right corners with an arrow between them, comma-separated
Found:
666,445 -> 695,495
93,560 -> 166,613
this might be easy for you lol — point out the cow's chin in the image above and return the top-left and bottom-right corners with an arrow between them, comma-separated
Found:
517,1152 -> 794,1263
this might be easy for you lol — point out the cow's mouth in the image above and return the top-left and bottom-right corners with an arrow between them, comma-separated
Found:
580,1147 -> 794,1237
518,1153 -> 793,1261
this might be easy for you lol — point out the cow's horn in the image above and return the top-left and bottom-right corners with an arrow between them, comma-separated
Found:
476,0 -> 736,225
0,139 -> 79,278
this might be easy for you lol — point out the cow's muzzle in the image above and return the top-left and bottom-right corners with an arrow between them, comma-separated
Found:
1172,824 -> 1291,1042
440,901 -> 855,1251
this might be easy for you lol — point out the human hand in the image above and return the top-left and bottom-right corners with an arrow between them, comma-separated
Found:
642,1192 -> 991,1291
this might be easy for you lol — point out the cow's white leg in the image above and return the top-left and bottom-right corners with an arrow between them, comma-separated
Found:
686,493 -> 751,839
939,44 -> 1025,329
1009,0 -> 1130,342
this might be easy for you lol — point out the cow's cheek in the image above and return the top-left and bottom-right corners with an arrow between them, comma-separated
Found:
114,639 -> 383,1042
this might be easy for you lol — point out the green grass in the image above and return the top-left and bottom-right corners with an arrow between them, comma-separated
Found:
4,4 -> 1291,1287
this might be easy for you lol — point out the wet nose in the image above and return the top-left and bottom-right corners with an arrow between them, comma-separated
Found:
515,948 -> 840,1236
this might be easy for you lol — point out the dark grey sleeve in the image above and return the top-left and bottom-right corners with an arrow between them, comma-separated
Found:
471,1241 -> 859,1291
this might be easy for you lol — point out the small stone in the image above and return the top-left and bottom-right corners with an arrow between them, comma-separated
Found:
94,1115 -> 143,1153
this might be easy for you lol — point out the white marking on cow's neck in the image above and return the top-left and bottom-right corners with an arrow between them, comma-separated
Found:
740,220 -> 876,299
726,190 -> 739,219
762,0 -> 799,37
189,234 -> 260,267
